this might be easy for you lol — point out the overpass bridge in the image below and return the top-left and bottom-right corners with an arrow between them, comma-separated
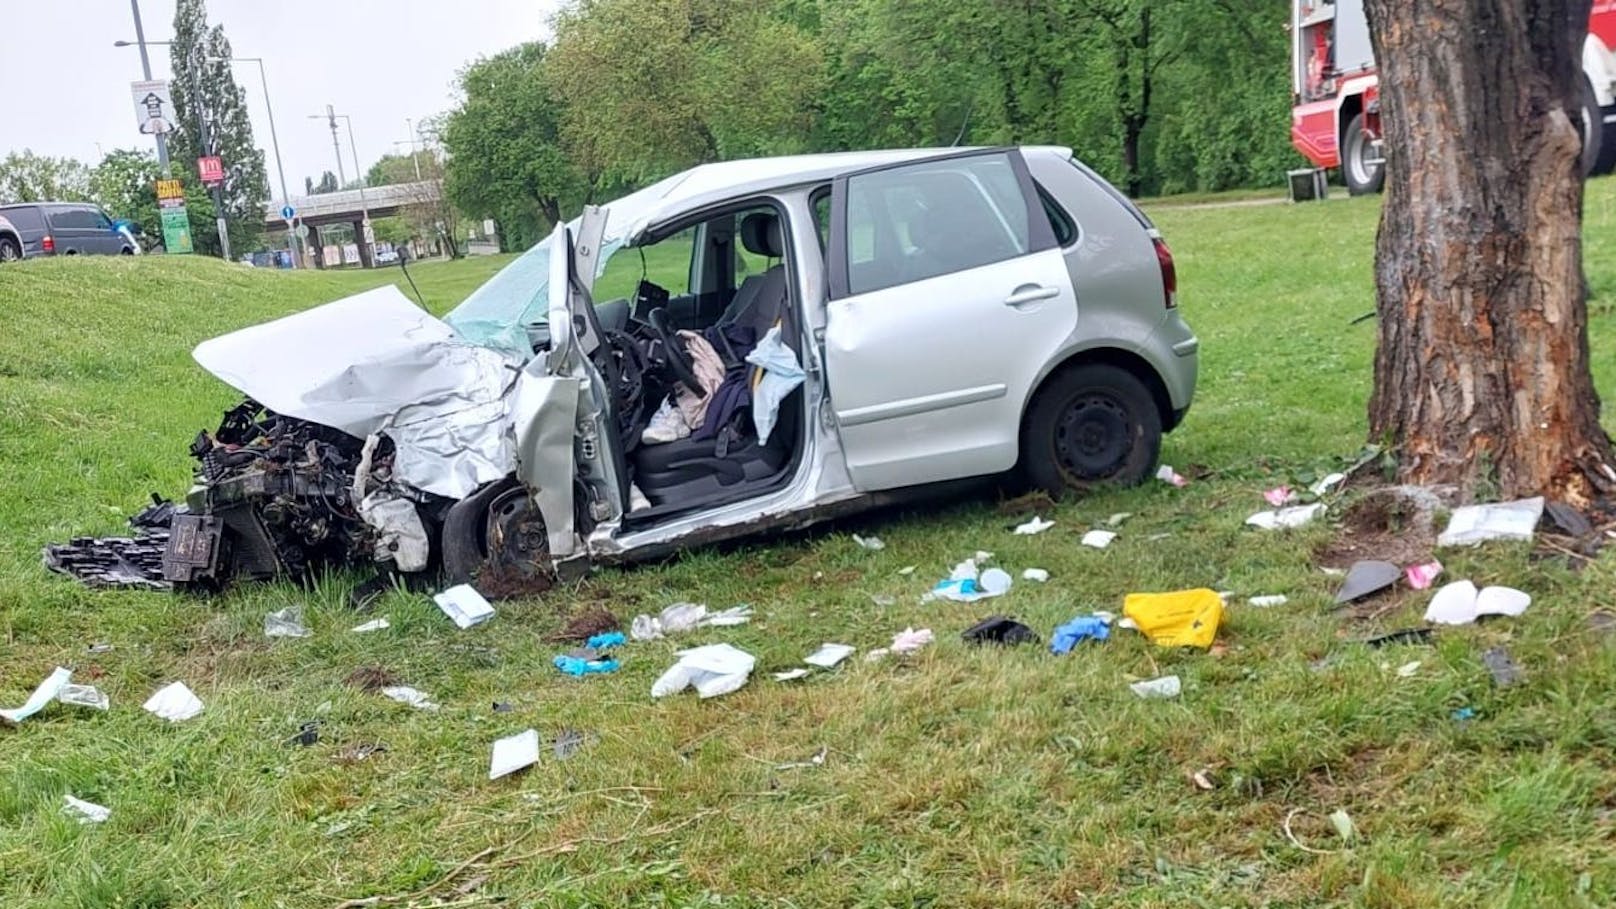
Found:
263,180 -> 440,267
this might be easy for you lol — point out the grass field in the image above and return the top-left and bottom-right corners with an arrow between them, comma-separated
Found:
4,183 -> 1616,907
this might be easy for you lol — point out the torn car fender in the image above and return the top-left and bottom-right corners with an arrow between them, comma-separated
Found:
510,367 -> 583,560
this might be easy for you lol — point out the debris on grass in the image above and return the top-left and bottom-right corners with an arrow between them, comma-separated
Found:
1452,706 -> 1477,722
1246,503 -> 1326,530
265,606 -> 311,638
852,534 -> 885,550
1191,769 -> 1216,790
380,686 -> 438,711
1050,615 -> 1110,653
651,644 -> 755,699
1156,465 -> 1189,487
0,667 -> 72,724
1482,647 -> 1524,687
289,721 -> 321,747
58,684 -> 109,711
334,742 -> 386,763
897,566 -> 916,576
350,617 -> 390,633
1013,516 -> 1055,535
803,643 -> 856,668
1106,512 -> 1133,527
86,643 -> 114,654
491,701 -> 513,713
772,668 -> 811,681
1310,472 -> 1347,496
1022,568 -> 1050,583
961,616 -> 1039,646
553,652 -> 619,676
1544,501 -> 1593,537
489,729 -> 540,780
1404,561 -> 1443,590
1334,560 -> 1401,604
1437,496 -> 1544,547
1263,486 -> 1295,507
433,584 -> 497,629
1247,595 -> 1288,608
1130,675 -> 1182,699
890,627 -> 934,654
1328,809 -> 1356,843
1123,589 -> 1223,649
631,603 -> 752,640
997,490 -> 1057,517
870,594 -> 896,607
62,794 -> 111,825
1080,530 -> 1116,549
774,745 -> 828,771
1283,808 -> 1345,855
1424,581 -> 1531,625
143,682 -> 203,722
1395,660 -> 1422,678
923,559 -> 1012,603
552,728 -> 593,760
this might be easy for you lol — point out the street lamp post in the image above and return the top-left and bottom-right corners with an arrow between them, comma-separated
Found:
124,0 -> 170,176
213,55 -> 297,268
310,108 -> 373,267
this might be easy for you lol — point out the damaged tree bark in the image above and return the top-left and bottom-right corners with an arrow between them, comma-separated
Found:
1363,0 -> 1615,503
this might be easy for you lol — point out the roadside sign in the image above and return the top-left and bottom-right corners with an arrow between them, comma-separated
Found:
198,156 -> 225,187
154,178 -> 191,255
280,204 -> 295,220
131,80 -> 174,135
295,223 -> 310,240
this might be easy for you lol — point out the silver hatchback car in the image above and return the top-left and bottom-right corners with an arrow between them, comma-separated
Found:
190,146 -> 1197,586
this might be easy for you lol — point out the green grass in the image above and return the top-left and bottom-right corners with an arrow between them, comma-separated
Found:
5,184 -> 1616,907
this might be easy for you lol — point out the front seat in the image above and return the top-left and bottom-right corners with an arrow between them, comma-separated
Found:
718,212 -> 788,335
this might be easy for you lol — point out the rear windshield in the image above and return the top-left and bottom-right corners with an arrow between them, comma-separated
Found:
1,206 -> 44,232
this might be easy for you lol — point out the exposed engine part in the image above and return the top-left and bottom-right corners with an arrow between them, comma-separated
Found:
44,400 -> 445,593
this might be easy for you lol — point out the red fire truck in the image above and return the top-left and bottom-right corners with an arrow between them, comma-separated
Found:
1290,0 -> 1616,193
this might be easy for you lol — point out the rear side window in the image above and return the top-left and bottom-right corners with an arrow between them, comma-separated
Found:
2,207 -> 45,233
51,208 -> 99,230
842,152 -> 1032,296
1038,187 -> 1077,246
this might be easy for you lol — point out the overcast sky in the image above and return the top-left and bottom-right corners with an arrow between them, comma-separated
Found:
3,0 -> 559,203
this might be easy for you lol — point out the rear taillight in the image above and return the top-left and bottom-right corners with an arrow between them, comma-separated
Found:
1152,237 -> 1177,309
41,235 -> 54,254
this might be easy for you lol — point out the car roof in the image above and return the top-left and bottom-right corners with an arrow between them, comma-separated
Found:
611,145 -> 1076,242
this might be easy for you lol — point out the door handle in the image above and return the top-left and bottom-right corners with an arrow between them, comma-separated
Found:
1004,284 -> 1059,306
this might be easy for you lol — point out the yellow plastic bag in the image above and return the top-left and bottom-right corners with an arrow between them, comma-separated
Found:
1123,588 -> 1223,649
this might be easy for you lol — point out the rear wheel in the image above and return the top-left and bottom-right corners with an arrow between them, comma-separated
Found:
1578,77 -> 1614,176
0,237 -> 19,262
1019,363 -> 1162,496
1342,113 -> 1385,195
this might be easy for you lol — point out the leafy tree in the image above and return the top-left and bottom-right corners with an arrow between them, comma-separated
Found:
0,150 -> 93,203
442,42 -> 583,250
365,152 -> 434,187
547,0 -> 825,183
169,0 -> 269,255
90,149 -> 162,236
306,171 -> 339,195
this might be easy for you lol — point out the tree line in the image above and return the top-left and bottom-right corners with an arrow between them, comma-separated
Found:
441,0 -> 1297,251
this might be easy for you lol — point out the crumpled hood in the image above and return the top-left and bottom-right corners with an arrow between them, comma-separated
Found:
192,286 -> 524,499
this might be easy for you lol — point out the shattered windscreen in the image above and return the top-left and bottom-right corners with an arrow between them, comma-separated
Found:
444,228 -> 626,356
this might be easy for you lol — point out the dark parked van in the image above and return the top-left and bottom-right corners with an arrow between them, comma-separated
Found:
0,202 -> 136,258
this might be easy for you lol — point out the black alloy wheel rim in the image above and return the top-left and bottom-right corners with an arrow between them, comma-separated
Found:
1054,392 -> 1131,481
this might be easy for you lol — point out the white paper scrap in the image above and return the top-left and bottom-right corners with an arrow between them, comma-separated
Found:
1022,568 -> 1050,583
142,682 -> 203,723
1081,530 -> 1117,549
1248,595 -> 1289,608
852,534 -> 885,550
380,686 -> 439,711
803,643 -> 856,669
489,728 -> 540,780
0,667 -> 72,724
1130,675 -> 1182,699
772,668 -> 811,681
1014,516 -> 1055,535
1438,497 -> 1545,547
264,606 -> 312,638
58,684 -> 109,711
351,617 -> 391,633
433,584 -> 496,629
62,794 -> 111,824
1246,503 -> 1326,531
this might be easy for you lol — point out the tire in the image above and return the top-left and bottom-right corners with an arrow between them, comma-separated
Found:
1578,77 -> 1615,177
440,478 -> 520,586
1019,363 -> 1163,496
1342,113 -> 1385,195
0,237 -> 19,262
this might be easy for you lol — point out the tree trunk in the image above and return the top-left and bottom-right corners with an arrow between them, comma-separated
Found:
1363,0 -> 1614,503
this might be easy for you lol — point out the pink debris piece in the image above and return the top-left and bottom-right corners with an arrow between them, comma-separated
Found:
1405,561 -> 1443,590
1263,486 -> 1294,507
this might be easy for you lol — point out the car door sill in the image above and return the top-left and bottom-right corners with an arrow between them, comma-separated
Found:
835,384 -> 1007,427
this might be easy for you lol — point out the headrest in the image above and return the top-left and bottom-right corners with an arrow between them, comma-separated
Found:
739,212 -> 783,258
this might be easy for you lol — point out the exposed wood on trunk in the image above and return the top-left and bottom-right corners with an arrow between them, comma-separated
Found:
1362,0 -> 1615,503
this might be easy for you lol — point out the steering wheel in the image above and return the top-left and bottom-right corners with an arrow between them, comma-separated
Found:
647,308 -> 705,396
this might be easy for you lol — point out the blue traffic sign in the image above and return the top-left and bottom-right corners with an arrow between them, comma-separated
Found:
280,204 -> 296,220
